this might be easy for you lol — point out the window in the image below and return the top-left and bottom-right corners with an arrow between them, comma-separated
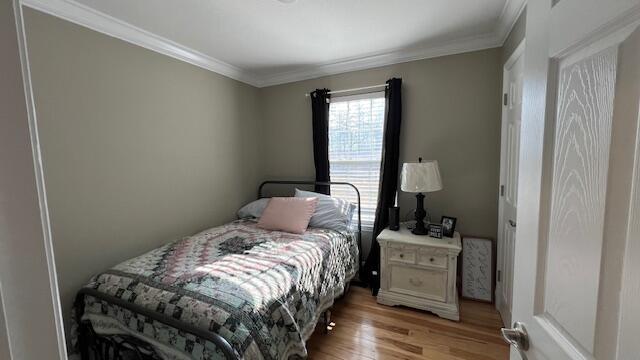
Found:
329,92 -> 386,230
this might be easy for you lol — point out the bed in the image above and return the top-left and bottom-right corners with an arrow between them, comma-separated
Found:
73,181 -> 362,360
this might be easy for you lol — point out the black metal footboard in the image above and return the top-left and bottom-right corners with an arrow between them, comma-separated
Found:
75,288 -> 240,360
77,319 -> 159,360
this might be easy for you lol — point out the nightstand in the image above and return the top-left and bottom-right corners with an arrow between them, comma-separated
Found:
376,223 -> 462,321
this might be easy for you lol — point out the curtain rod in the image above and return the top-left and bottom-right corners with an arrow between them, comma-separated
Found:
305,83 -> 388,97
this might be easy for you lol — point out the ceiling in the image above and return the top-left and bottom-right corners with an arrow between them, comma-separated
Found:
22,0 -> 525,87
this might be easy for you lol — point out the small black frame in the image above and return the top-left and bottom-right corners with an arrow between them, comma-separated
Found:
427,223 -> 443,238
441,216 -> 457,238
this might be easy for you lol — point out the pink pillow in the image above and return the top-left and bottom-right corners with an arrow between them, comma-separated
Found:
257,197 -> 318,234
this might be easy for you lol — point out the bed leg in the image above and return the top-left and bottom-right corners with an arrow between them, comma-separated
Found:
323,310 -> 332,334
75,294 -> 90,360
78,323 -> 89,360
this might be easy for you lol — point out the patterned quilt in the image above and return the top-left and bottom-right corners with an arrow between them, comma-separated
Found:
74,219 -> 358,360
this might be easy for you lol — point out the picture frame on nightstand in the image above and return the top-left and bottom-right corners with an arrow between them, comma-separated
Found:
427,223 -> 443,238
441,216 -> 457,238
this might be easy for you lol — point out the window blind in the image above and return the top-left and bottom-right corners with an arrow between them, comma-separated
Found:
329,92 -> 386,230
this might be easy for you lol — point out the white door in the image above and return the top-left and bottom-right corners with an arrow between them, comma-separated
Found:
496,41 -> 525,327
507,0 -> 640,359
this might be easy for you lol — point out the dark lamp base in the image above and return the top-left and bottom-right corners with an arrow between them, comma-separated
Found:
411,192 -> 428,236
412,221 -> 428,235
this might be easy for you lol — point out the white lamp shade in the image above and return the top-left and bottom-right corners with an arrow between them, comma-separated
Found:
401,160 -> 443,193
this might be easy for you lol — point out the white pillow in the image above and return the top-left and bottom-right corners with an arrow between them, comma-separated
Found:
237,198 -> 270,219
295,189 -> 356,232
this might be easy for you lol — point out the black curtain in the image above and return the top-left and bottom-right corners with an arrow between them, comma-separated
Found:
363,78 -> 402,294
310,89 -> 331,195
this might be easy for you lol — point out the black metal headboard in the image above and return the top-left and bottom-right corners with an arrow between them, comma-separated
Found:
258,180 -> 362,270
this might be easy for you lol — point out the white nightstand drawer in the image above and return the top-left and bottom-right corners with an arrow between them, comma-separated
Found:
388,246 -> 416,264
389,265 -> 447,302
417,251 -> 448,269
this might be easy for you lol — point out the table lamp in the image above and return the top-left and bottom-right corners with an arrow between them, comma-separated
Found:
401,158 -> 443,235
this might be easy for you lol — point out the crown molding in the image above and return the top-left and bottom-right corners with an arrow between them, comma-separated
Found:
20,0 -> 526,88
496,0 -> 527,44
255,32 -> 502,87
253,0 -> 526,87
20,0 -> 263,87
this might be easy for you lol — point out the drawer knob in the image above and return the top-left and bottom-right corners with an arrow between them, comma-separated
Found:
430,257 -> 435,262
399,254 -> 404,258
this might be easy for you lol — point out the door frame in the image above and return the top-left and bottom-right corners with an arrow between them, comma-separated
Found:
615,30 -> 640,358
0,286 -> 11,359
496,38 -> 525,327
0,1 -> 67,359
503,39 -> 526,73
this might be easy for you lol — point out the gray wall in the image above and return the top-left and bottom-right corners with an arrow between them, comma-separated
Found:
24,8 -> 262,339
502,8 -> 526,65
259,48 -> 503,254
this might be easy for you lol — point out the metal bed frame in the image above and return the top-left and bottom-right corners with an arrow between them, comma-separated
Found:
75,180 -> 362,360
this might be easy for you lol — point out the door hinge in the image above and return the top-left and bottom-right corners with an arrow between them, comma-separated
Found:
497,270 -> 501,282
500,185 -> 505,196
503,93 -> 508,106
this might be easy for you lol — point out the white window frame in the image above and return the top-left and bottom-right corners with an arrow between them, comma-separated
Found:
330,91 -> 385,102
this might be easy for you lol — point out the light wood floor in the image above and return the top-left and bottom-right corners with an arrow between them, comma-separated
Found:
306,287 -> 509,360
